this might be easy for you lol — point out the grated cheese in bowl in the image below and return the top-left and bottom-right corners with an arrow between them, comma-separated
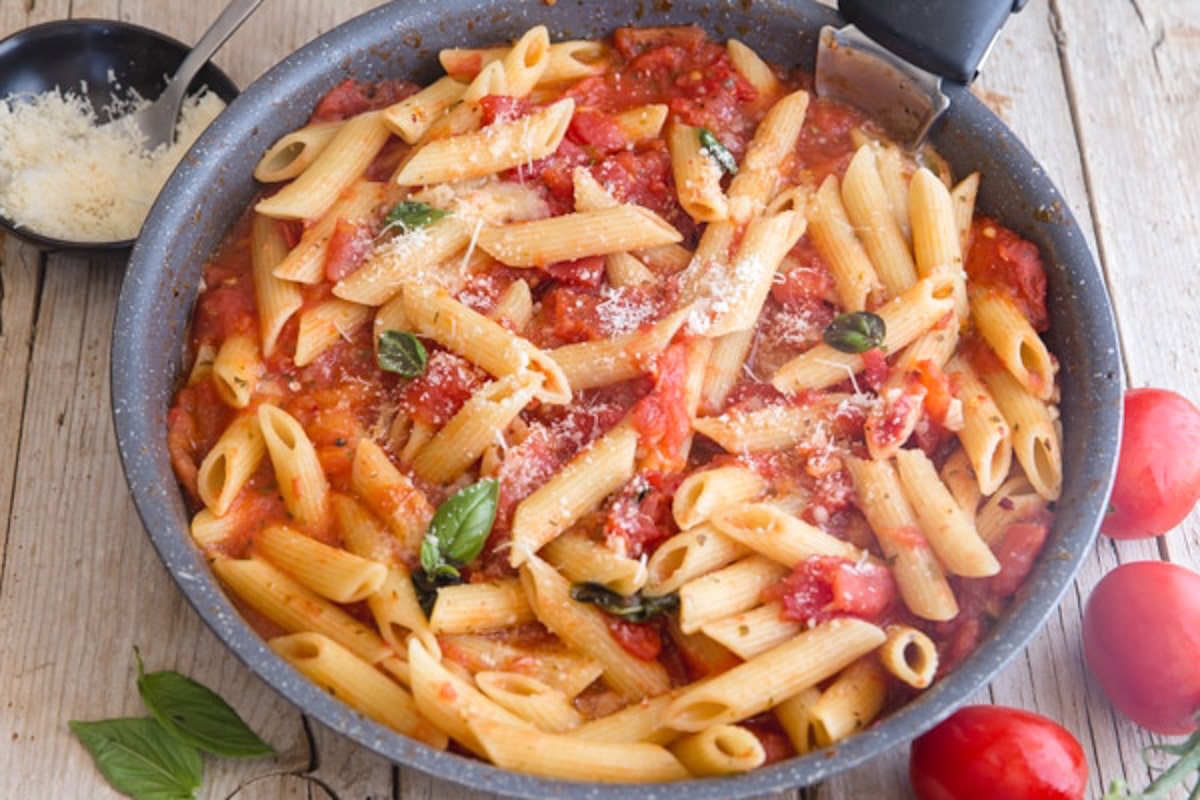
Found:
0,85 -> 225,243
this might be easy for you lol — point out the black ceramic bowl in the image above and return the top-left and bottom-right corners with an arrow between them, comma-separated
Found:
0,19 -> 239,254
112,1 -> 1122,797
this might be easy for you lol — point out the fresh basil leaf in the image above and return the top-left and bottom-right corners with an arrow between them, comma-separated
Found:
697,127 -> 738,175
377,330 -> 428,378
430,479 -> 499,566
419,532 -> 441,576
68,718 -> 202,800
136,659 -> 274,759
385,201 -> 449,234
570,582 -> 680,623
823,311 -> 886,354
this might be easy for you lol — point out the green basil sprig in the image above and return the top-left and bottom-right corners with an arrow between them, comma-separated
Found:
384,200 -> 449,234
377,330 -> 428,377
697,127 -> 738,175
415,479 -> 500,614
136,651 -> 274,758
69,650 -> 274,800
823,310 -> 887,354
570,582 -> 680,623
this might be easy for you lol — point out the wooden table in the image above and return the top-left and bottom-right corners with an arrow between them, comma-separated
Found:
2,1 -> 1197,797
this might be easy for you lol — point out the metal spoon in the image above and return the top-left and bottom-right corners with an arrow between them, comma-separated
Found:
129,0 -> 264,149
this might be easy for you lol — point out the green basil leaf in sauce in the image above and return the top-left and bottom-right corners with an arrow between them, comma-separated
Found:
429,479 -> 500,566
384,200 -> 449,234
823,311 -> 887,354
570,582 -> 680,623
136,651 -> 275,759
68,718 -> 203,800
697,127 -> 739,175
377,330 -> 428,377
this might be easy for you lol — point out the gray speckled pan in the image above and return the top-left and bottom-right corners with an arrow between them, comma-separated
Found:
111,1 -> 1122,797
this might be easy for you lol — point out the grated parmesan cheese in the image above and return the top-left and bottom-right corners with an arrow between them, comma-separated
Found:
0,85 -> 225,242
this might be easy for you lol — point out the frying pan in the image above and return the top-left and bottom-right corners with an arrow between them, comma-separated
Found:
111,1 -> 1122,797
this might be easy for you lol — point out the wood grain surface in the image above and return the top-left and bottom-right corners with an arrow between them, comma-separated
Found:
1,1 -> 1196,797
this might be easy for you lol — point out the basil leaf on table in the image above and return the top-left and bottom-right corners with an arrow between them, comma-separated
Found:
697,127 -> 739,175
823,310 -> 887,354
377,330 -> 428,377
570,582 -> 680,623
67,718 -> 202,800
384,200 -> 449,234
136,653 -> 275,759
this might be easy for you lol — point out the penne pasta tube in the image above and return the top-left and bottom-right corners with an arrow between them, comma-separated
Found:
773,686 -> 824,755
668,121 -> 729,223
726,89 -> 809,223
196,414 -> 264,517
678,555 -> 789,634
947,354 -> 1014,495
429,578 -> 535,634
333,214 -> 472,306
541,528 -> 648,596
844,456 -> 959,622
971,289 -> 1056,401
254,120 -> 343,183
909,167 -> 969,319
350,438 -> 433,558
256,111 -> 391,221
382,76 -> 467,143
403,285 -> 570,404
841,144 -> 917,298
669,725 -> 766,776
612,103 -> 669,142
520,555 -> 671,700
772,273 -> 957,394
439,635 -> 604,701
664,618 -> 886,731
726,39 -> 781,100
981,367 -> 1063,500
975,476 -> 1047,546
412,372 -> 542,484
878,624 -> 939,689
550,305 -> 689,392
806,658 -> 888,747
709,502 -> 864,567
509,425 -> 637,566
951,172 -> 981,254
257,403 -> 329,528
212,556 -> 393,665
809,174 -> 886,310
293,298 -> 371,367
469,719 -> 690,782
893,448 -> 1000,577
475,671 -> 584,733
699,328 -> 756,415
250,213 -> 303,357
270,632 -> 447,748
255,523 -> 387,603
672,466 -> 766,529
644,523 -> 749,596
211,332 -> 261,409
478,205 -> 682,268
700,602 -> 801,661
394,99 -> 574,186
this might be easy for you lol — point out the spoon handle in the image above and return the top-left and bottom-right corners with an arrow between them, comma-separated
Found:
164,0 -> 265,104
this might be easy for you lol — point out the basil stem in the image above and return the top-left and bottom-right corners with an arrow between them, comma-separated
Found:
697,127 -> 739,175
570,582 -> 680,623
377,330 -> 428,377
823,311 -> 887,354
384,200 -> 449,234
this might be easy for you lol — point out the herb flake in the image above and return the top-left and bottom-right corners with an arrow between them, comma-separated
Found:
570,582 -> 680,623
385,201 -> 449,235
697,127 -> 738,175
377,330 -> 428,378
823,311 -> 886,354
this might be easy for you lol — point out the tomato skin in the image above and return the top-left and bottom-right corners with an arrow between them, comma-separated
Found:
909,705 -> 1087,800
1082,561 -> 1200,735
1104,388 -> 1200,539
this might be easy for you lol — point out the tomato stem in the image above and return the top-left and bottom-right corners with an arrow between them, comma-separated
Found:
1103,722 -> 1200,800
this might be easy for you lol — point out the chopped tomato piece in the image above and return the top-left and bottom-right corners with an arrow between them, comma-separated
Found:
990,520 -> 1051,597
966,217 -> 1049,330
323,218 -> 373,282
860,347 -> 889,392
543,255 -> 605,288
765,555 -> 896,623
399,351 -> 484,427
311,78 -> 420,122
479,94 -> 532,126
605,617 -> 663,661
631,342 -> 692,472
567,108 -> 627,152
604,472 -> 682,558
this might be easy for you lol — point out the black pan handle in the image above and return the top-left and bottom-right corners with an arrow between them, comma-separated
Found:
838,0 -> 1027,83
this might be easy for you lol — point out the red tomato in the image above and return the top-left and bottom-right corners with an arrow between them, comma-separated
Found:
1104,388 -> 1200,539
1082,561 -> 1200,735
909,705 -> 1087,800
763,555 -> 896,624
605,617 -> 662,661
